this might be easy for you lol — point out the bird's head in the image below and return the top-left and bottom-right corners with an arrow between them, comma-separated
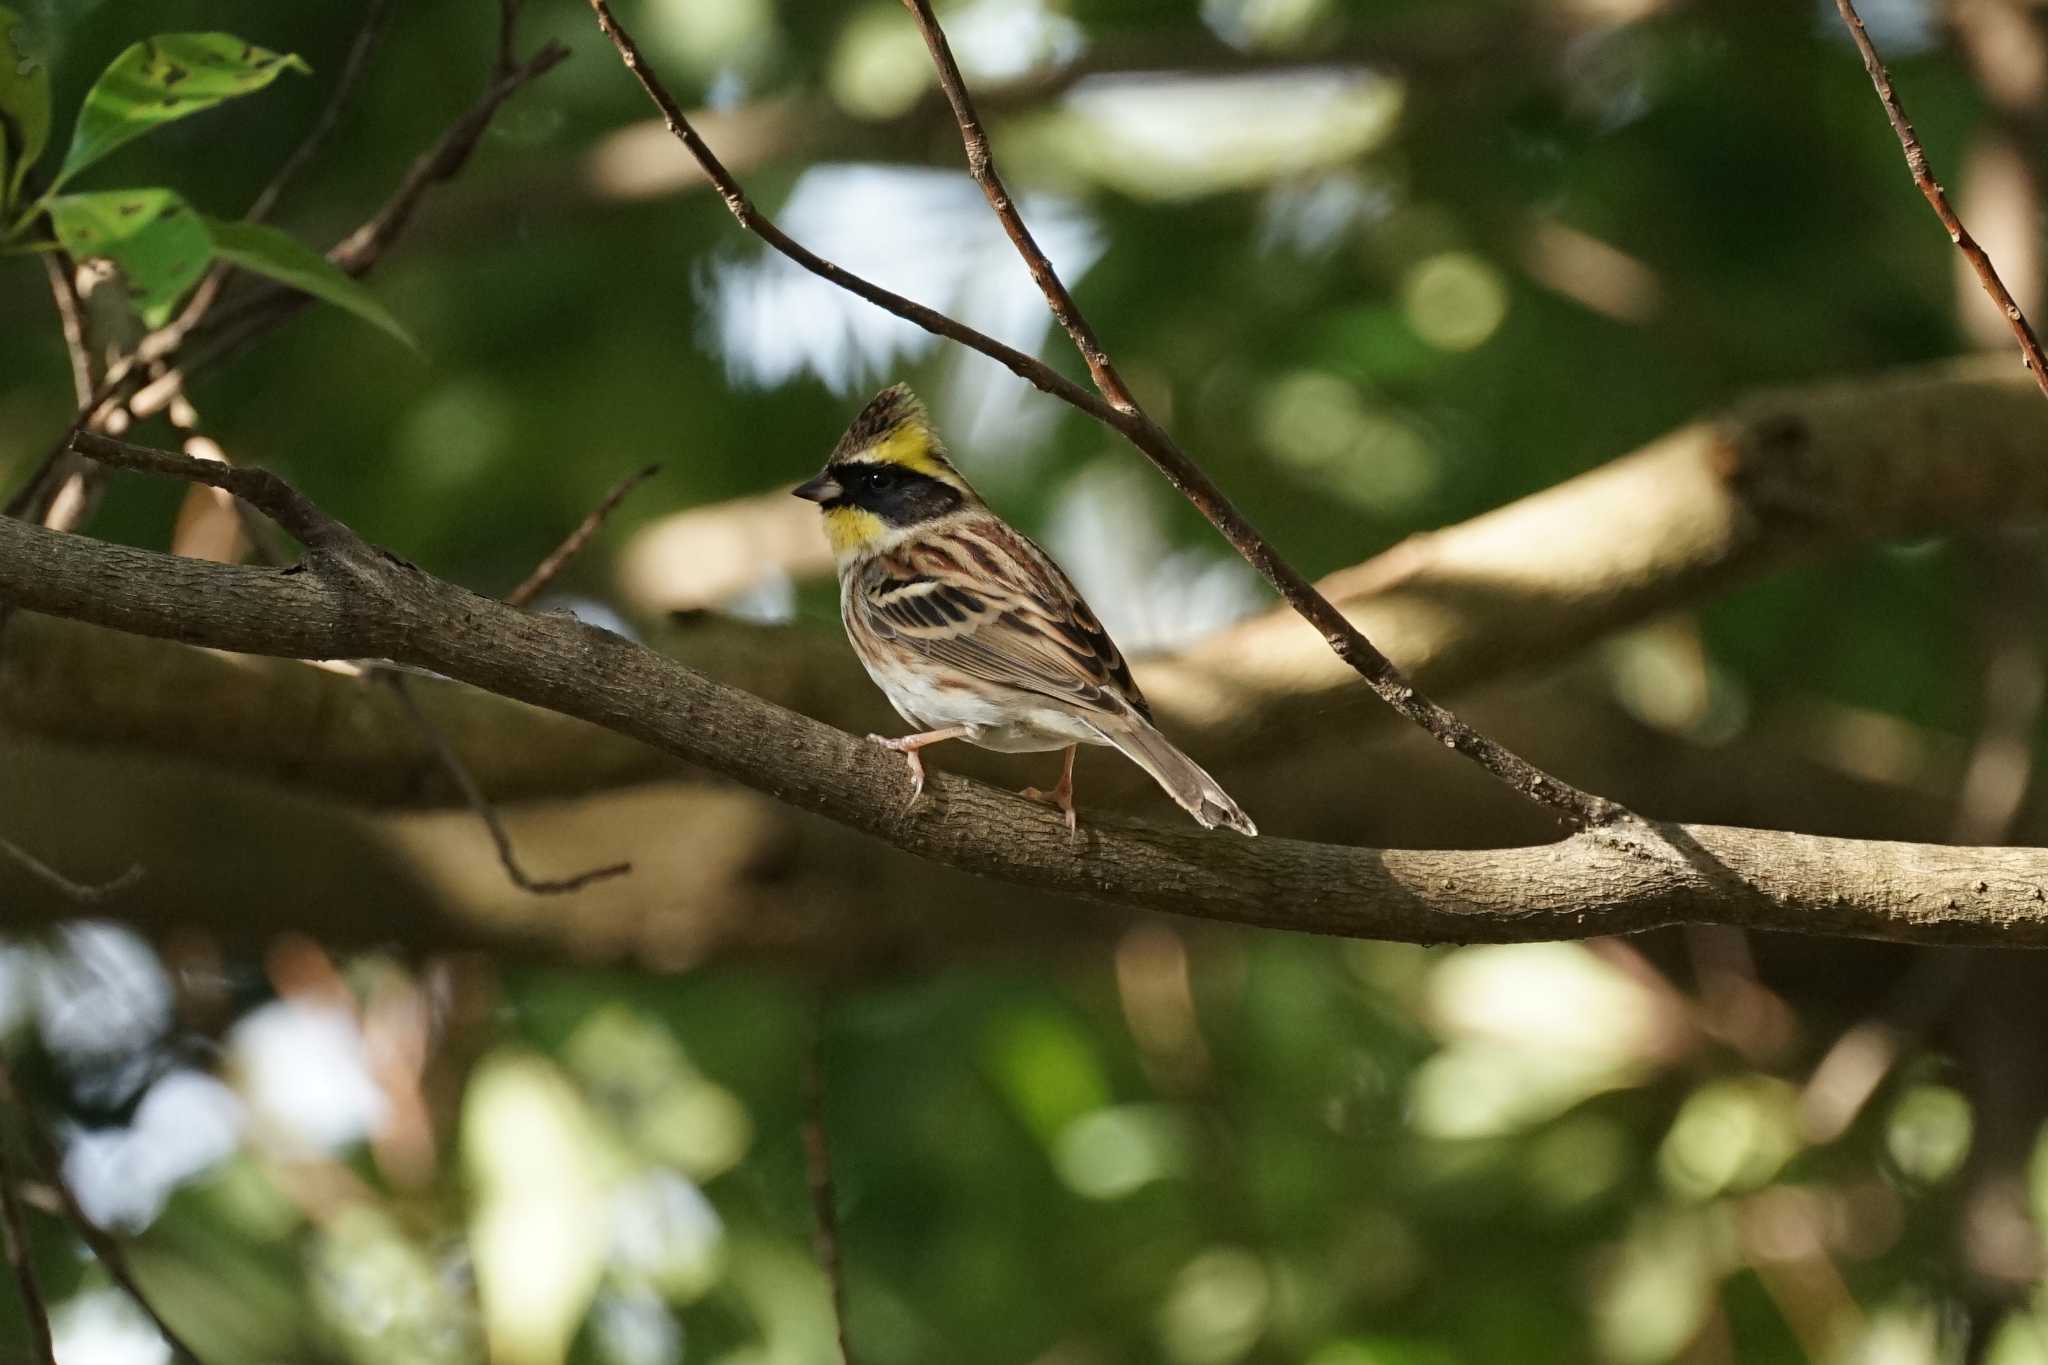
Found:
794,384 -> 978,558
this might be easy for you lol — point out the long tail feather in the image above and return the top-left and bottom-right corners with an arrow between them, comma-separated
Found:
1090,716 -> 1257,836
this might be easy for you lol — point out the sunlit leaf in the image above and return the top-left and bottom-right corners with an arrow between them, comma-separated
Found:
47,187 -> 211,326
0,3 -> 50,206
206,218 -> 414,349
57,33 -> 308,188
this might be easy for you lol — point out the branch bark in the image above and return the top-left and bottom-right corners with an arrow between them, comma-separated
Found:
8,436 -> 2048,950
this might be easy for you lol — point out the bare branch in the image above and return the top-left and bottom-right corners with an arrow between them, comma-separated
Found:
581,0 -> 1113,421
506,464 -> 661,609
582,0 -> 1620,830
7,439 -> 2048,948
1833,0 -> 2048,399
386,671 -> 632,895
802,1023 -> 858,1365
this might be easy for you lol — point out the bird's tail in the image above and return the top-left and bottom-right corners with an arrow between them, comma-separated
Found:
1091,715 -> 1257,836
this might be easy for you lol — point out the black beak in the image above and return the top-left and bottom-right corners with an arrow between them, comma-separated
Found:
792,473 -> 841,503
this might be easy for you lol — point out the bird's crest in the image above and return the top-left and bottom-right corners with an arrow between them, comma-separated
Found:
830,384 -> 962,485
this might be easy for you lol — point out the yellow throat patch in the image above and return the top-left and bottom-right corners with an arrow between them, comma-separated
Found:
823,503 -> 888,556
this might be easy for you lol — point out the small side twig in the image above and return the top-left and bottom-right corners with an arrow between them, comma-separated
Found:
1833,0 -> 2048,400
68,432 -> 348,553
1,836 -> 142,904
506,464 -> 660,609
802,1023 -> 858,1365
386,673 -> 631,895
0,1140 -> 55,1365
583,0 -> 1623,829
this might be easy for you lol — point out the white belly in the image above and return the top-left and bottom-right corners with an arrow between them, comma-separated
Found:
863,657 -> 1106,753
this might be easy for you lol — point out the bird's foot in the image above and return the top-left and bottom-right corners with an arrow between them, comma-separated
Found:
1019,783 -> 1079,836
868,733 -> 928,808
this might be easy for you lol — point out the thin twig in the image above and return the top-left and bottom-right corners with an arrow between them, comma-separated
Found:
899,0 -> 1130,408
582,0 -> 1113,421
1832,0 -> 2048,399
1,836 -> 142,904
0,1140 -> 55,1365
164,0 -> 399,341
583,0 -> 1623,829
386,673 -> 632,895
496,0 -> 522,77
506,464 -> 660,609
251,0 -> 395,224
41,254 -> 94,407
329,40 -> 569,276
802,1023 -> 858,1365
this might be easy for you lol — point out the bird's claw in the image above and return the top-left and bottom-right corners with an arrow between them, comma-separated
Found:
868,733 -> 927,809
1020,785 -> 1079,836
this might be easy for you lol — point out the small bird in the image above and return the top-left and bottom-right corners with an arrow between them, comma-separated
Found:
793,383 -> 1257,837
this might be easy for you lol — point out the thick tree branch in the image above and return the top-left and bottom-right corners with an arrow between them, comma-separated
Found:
8,361 -> 2043,807
6,438 -> 2048,948
582,0 -> 1620,829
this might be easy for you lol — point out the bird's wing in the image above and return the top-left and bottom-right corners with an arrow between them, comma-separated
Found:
852,516 -> 1153,722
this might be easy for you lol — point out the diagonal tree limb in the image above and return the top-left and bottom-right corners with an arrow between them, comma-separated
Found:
1833,0 -> 2048,399
581,0 -> 1621,830
15,433 -> 2048,949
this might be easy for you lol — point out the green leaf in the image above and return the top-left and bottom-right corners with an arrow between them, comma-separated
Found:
48,187 -> 212,326
56,33 -> 307,188
0,5 -> 50,206
206,218 -> 414,349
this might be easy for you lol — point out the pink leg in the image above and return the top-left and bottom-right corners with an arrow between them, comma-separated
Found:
1021,744 -> 1080,834
869,727 -> 970,806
